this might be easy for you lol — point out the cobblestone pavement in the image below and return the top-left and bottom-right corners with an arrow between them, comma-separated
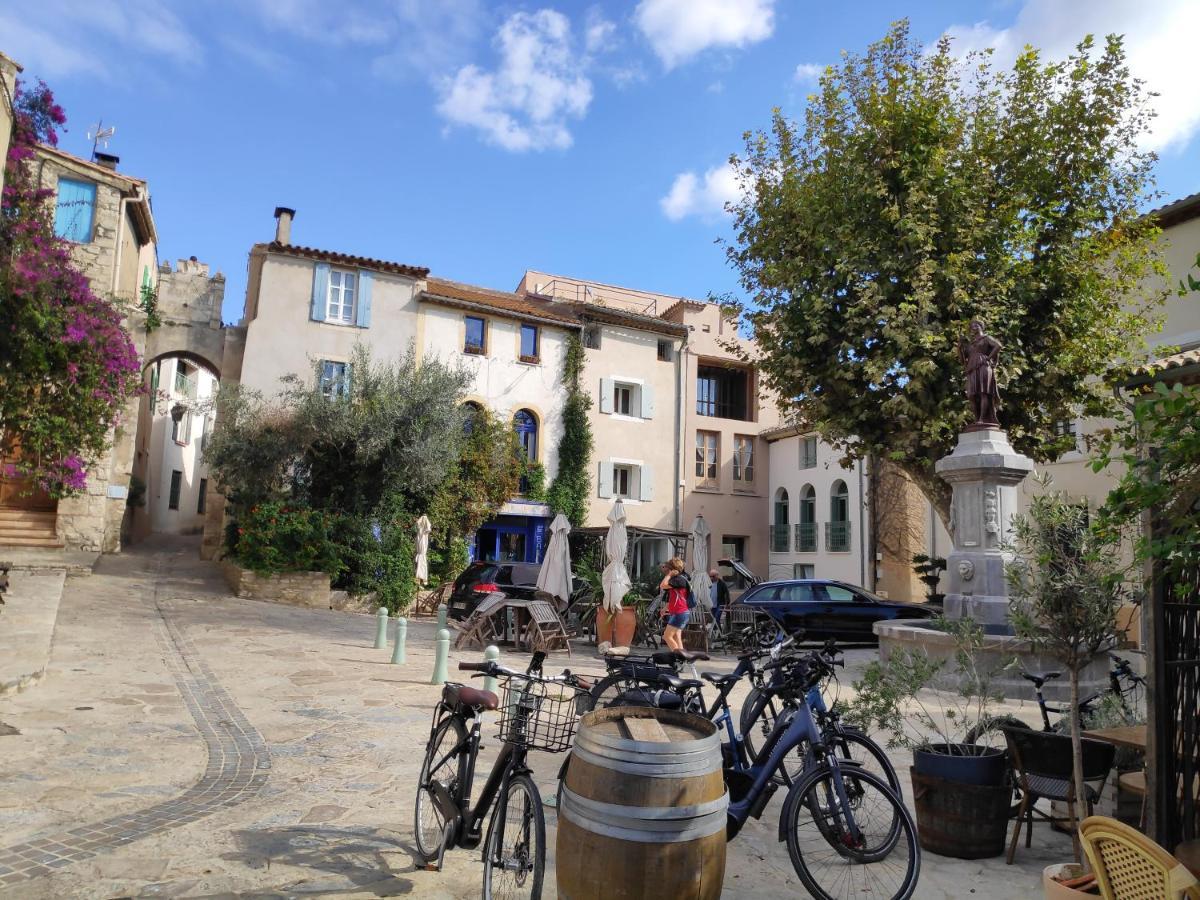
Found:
0,536 -> 1071,898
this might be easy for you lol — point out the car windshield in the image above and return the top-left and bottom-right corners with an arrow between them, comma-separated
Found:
458,563 -> 499,587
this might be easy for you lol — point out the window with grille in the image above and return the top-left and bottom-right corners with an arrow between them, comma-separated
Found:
168,471 -> 182,510
197,478 -> 207,514
583,325 -> 602,349
657,340 -> 673,362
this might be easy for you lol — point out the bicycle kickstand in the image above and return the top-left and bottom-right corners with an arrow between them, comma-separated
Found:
427,821 -> 455,872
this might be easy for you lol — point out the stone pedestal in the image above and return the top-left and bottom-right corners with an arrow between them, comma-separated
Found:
935,428 -> 1034,632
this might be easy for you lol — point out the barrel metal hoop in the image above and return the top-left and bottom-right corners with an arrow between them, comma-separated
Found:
559,786 -> 729,843
571,744 -> 720,778
577,726 -> 721,758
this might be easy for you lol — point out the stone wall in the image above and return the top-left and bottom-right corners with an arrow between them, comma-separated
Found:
221,561 -> 331,609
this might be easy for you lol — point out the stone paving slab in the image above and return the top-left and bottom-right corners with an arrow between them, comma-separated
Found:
0,536 -> 1074,898
0,570 -> 67,696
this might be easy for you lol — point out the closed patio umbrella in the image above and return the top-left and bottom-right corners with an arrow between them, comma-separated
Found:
414,515 -> 432,586
601,500 -> 631,614
689,515 -> 712,609
536,513 -> 573,603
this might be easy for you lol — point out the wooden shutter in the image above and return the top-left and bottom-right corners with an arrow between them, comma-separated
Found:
599,377 -> 614,414
598,460 -> 613,498
355,270 -> 373,327
310,263 -> 330,322
638,463 -> 654,501
640,383 -> 655,419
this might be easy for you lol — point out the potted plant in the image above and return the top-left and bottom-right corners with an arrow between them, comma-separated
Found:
847,615 -> 1014,858
1006,480 -> 1130,861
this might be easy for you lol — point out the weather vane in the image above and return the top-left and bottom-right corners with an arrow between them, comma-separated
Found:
86,120 -> 116,160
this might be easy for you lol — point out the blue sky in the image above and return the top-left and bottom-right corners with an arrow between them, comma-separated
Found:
4,1 -> 1198,322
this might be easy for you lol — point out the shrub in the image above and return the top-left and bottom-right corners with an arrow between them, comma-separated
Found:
234,502 -> 342,577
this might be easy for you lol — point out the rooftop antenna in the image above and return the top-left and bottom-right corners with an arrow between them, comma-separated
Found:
86,120 -> 116,160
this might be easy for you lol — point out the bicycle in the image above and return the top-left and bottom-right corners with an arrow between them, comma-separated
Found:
585,646 -> 710,714
965,654 -> 1146,748
413,651 -> 589,899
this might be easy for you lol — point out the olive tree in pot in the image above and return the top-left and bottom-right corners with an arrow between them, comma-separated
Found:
847,616 -> 1013,858
1005,482 -> 1130,858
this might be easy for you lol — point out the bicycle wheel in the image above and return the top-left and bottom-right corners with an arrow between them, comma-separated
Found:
964,714 -> 1029,752
483,773 -> 545,900
784,766 -> 919,900
740,687 -> 777,759
828,729 -> 901,795
588,673 -> 642,710
413,716 -> 466,862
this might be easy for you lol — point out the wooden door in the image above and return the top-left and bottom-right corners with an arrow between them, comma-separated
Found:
0,433 -> 57,510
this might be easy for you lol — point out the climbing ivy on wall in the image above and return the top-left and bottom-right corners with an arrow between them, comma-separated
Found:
546,334 -> 594,526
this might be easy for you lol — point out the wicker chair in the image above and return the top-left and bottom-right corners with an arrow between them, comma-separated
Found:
1002,726 -> 1116,864
1079,815 -> 1200,899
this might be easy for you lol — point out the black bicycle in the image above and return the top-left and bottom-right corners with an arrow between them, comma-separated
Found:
585,646 -> 710,714
965,654 -> 1146,748
413,651 -> 588,899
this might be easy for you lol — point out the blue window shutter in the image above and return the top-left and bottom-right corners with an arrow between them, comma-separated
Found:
54,179 -> 96,242
310,263 -> 330,322
355,270 -> 373,328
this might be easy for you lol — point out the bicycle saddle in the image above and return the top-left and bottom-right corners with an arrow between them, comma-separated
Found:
1021,670 -> 1062,687
675,650 -> 710,662
656,673 -> 704,691
701,672 -> 740,687
443,683 -> 499,711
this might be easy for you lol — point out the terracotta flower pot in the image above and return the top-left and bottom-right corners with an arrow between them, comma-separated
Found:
595,609 -> 615,645
1042,864 -> 1092,899
613,607 -> 637,648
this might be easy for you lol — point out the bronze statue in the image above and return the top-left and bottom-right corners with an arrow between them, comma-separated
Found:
958,320 -> 1001,427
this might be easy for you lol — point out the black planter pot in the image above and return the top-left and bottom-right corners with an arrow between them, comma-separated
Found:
912,743 -> 1007,787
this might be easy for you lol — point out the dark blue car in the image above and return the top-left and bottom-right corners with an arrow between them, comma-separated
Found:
738,579 -> 934,642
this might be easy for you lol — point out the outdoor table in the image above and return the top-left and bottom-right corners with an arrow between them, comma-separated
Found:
1083,725 -> 1147,752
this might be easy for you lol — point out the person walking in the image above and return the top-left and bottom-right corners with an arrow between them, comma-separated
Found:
658,558 -> 691,651
708,568 -> 730,627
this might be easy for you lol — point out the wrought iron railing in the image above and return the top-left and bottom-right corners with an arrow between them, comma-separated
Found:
794,522 -> 817,553
770,524 -> 790,553
825,520 -> 851,552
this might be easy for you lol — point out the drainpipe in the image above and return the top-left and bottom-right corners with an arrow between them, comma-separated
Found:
673,337 -> 686,532
858,457 -> 867,587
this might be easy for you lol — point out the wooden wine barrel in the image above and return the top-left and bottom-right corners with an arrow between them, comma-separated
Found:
556,706 -> 727,900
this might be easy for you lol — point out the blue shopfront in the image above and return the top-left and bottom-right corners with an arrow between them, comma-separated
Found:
471,503 -> 550,564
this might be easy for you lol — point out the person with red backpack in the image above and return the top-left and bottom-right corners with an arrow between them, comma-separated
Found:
658,557 -> 693,651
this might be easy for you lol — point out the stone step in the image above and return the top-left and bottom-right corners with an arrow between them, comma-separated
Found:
0,510 -> 57,524
0,535 -> 64,548
0,525 -> 59,537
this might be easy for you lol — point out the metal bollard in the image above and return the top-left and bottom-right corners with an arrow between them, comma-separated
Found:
374,606 -> 389,649
431,628 -> 450,684
390,616 -> 408,665
483,645 -> 500,694
436,603 -> 448,632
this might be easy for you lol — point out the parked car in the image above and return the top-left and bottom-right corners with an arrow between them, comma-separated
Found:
737,579 -> 934,642
446,561 -> 588,620
716,556 -> 761,600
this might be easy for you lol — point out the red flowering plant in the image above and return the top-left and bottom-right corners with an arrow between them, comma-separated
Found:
0,78 -> 142,496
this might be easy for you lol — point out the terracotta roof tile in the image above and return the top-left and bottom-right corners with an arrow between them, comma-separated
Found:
1133,348 -> 1200,377
265,242 -> 429,278
1146,190 -> 1200,229
564,301 -> 688,337
423,278 -> 580,326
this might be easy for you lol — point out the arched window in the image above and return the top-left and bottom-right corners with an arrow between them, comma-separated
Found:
797,484 -> 817,552
513,409 -> 538,462
773,488 -> 790,525
828,480 -> 850,552
462,401 -> 483,435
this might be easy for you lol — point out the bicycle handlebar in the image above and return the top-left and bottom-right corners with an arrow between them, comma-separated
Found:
456,660 -> 583,686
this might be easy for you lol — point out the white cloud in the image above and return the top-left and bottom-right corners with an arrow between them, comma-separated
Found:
794,62 -> 823,85
584,9 -> 618,55
0,0 -> 202,78
944,0 -> 1200,152
634,0 -> 775,69
436,9 -> 592,152
660,163 -> 740,222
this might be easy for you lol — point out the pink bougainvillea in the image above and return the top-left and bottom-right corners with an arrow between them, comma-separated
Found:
0,79 -> 142,496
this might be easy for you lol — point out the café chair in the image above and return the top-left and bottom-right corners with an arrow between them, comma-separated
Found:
1079,815 -> 1200,899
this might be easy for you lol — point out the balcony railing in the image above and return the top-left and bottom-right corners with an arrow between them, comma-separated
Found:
770,524 -> 790,553
794,522 -> 817,553
826,521 -> 851,553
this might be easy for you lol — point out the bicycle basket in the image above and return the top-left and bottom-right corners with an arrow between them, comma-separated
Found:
497,676 -> 589,753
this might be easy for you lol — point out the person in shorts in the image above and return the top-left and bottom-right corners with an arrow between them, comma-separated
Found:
658,558 -> 691,651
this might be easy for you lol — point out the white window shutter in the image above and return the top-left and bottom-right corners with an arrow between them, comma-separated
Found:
640,383 -> 655,419
599,377 -> 613,414
639,464 -> 654,501
598,460 -> 613,498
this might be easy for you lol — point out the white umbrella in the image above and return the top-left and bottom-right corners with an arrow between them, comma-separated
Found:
689,515 -> 712,609
536,513 -> 573,603
601,500 -> 631,614
414,515 -> 432,586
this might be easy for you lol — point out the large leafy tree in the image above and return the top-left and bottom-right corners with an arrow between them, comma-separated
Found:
726,21 -> 1164,525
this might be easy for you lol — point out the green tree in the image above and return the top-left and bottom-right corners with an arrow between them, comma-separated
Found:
1006,483 -> 1130,855
545,335 -> 594,525
726,21 -> 1164,525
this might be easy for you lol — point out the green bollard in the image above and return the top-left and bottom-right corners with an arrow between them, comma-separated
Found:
436,603 -> 448,632
390,616 -> 408,665
483,645 -> 500,695
374,606 -> 389,649
431,628 -> 450,684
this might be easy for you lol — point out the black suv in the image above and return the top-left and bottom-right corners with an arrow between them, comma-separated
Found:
446,561 -> 544,620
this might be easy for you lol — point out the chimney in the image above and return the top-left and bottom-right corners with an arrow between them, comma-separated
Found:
273,206 -> 295,246
94,152 -> 119,170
